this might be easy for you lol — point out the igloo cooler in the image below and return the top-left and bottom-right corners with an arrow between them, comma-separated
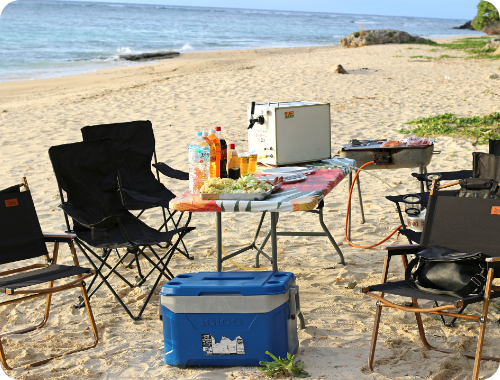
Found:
160,271 -> 301,367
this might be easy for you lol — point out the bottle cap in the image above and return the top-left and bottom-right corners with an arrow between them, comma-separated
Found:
202,131 -> 209,137
215,126 -> 221,131
196,132 -> 202,136
209,129 -> 216,135
229,143 -> 235,149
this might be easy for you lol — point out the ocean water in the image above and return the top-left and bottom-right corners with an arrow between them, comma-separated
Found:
0,0 -> 483,82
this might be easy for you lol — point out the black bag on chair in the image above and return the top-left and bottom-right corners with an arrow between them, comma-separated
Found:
405,247 -> 487,298
458,178 -> 500,199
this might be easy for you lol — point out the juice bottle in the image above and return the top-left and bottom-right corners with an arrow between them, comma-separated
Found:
227,143 -> 240,179
215,126 -> 227,178
188,132 -> 211,193
202,131 -> 216,179
208,129 -> 221,177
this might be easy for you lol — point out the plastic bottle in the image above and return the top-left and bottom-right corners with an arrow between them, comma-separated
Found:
208,129 -> 221,177
188,132 -> 211,194
215,126 -> 228,178
202,131 -> 217,179
227,143 -> 240,180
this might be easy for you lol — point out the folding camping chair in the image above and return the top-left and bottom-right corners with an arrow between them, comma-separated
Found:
387,145 -> 500,245
0,178 -> 98,370
363,183 -> 500,380
49,139 -> 195,320
81,120 -> 192,260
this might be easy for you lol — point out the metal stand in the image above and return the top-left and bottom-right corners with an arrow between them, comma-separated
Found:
215,200 -> 345,272
347,171 -> 365,241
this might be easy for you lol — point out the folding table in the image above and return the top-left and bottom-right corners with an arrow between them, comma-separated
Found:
170,158 -> 354,271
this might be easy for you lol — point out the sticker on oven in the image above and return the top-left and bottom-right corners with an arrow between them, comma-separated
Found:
255,129 -> 268,144
285,111 -> 294,119
201,334 -> 245,355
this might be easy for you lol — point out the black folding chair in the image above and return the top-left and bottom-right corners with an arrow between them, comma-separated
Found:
81,120 -> 192,260
49,139 -> 195,320
387,148 -> 500,245
0,178 -> 98,369
363,189 -> 500,380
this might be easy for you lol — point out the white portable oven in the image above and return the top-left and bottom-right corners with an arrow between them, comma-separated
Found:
247,101 -> 331,166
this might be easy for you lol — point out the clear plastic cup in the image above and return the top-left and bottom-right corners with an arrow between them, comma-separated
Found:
248,152 -> 258,174
239,152 -> 250,176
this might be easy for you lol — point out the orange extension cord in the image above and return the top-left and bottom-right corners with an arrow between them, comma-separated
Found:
344,161 -> 403,249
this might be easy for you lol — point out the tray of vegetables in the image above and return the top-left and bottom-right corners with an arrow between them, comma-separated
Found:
199,175 -> 283,200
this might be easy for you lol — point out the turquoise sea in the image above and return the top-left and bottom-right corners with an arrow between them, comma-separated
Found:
0,0 -> 483,82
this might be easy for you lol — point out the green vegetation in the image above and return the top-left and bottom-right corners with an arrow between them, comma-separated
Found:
473,0 -> 500,30
399,113 -> 500,145
403,36 -> 500,60
257,351 -> 311,378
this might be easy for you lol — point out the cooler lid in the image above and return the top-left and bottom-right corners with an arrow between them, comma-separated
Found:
160,271 -> 295,297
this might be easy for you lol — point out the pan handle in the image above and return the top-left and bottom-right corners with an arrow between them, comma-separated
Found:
432,150 -> 441,155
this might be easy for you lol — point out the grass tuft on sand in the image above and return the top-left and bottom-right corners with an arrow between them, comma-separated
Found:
404,36 -> 500,60
399,112 -> 500,145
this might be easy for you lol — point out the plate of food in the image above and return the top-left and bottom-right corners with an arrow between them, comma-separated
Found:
259,174 -> 307,184
199,175 -> 283,200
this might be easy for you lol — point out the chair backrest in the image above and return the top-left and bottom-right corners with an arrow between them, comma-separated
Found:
0,189 -> 48,264
472,152 -> 500,182
489,139 -> 500,156
49,139 -> 128,226
81,121 -> 164,195
421,194 -> 500,257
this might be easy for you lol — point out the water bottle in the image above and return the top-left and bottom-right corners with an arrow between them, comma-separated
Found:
189,132 -> 211,194
215,126 -> 228,178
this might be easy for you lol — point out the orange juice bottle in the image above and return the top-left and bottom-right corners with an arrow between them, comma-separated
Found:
227,143 -> 240,179
208,129 -> 221,177
202,131 -> 216,178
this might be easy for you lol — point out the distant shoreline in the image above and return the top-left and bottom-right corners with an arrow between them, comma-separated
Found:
0,34 -> 484,84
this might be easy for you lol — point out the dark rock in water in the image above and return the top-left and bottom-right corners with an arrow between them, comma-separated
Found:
120,51 -> 180,61
453,20 -> 475,30
339,29 -> 432,48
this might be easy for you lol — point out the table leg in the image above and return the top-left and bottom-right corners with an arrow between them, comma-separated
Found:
419,163 -> 425,193
216,212 -> 222,272
357,174 -> 366,224
270,212 -> 278,272
319,206 -> 345,265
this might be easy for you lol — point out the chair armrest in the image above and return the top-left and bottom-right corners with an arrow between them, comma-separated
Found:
381,244 -> 421,257
153,162 -> 189,180
44,232 -> 77,243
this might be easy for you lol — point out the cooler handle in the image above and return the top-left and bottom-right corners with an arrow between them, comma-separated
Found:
289,285 -> 305,329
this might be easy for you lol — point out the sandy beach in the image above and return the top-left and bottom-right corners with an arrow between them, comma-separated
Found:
1,37 -> 499,380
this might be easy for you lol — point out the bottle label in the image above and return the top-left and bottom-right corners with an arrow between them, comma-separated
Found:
189,144 -> 211,163
220,148 -> 227,161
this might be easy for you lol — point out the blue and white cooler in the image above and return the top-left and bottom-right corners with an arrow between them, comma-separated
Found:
160,271 -> 302,367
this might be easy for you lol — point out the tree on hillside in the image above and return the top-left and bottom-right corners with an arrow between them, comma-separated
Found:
473,1 -> 500,30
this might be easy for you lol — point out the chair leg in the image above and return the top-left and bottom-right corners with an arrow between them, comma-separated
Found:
368,302 -> 383,373
0,283 -> 99,370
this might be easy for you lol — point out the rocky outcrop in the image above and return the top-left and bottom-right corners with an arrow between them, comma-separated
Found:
334,64 -> 348,74
453,20 -> 475,30
339,29 -> 430,48
482,22 -> 500,35
120,51 -> 180,61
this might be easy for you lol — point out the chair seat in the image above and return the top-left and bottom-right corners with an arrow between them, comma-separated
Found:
367,280 -> 500,305
121,186 -> 176,209
76,218 -> 194,249
0,264 -> 90,293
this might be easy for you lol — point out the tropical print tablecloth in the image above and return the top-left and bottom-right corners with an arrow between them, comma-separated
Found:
170,158 -> 355,213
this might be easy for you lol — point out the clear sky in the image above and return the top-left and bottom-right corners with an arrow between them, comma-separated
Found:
59,0 -> 490,20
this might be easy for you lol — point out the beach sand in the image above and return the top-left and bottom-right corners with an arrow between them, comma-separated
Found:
1,37 -> 499,380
